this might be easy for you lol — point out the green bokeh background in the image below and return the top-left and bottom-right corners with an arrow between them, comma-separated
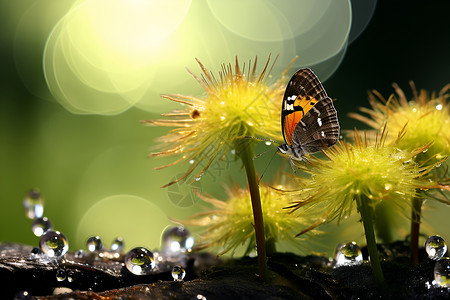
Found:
1,1 -> 449,256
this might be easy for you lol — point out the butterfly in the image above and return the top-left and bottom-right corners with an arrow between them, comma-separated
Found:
277,68 -> 340,162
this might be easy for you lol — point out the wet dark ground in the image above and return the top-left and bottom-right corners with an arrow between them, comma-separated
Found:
1,242 -> 449,299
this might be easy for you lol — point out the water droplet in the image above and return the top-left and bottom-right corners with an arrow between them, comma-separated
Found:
334,241 -> 363,267
436,104 -> 443,111
124,247 -> 155,275
74,249 -> 85,258
434,257 -> 450,287
23,189 -> 44,219
231,149 -> 236,155
162,226 -> 195,255
14,291 -> 31,300
67,271 -> 74,282
191,295 -> 207,300
111,237 -> 124,252
171,265 -> 186,281
426,235 -> 447,260
189,159 -> 195,164
39,230 -> 69,258
265,141 -> 272,146
86,236 -> 103,252
31,247 -> 42,256
384,183 -> 392,191
56,269 -> 66,282
32,217 -> 52,237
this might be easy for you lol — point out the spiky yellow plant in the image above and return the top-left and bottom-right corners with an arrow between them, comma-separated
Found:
284,126 -> 439,283
181,182 -> 317,257
349,83 -> 450,164
147,56 -> 298,282
349,83 -> 450,265
145,56 -> 295,187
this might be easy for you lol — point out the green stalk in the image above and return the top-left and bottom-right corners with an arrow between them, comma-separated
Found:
356,194 -> 385,284
235,138 -> 268,283
410,196 -> 423,266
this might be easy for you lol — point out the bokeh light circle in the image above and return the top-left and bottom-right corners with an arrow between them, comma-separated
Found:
76,194 -> 172,251
207,0 -> 329,42
35,0 -> 355,114
43,0 -> 192,115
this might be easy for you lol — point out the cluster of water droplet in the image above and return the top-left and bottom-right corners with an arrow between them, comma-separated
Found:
123,226 -> 194,279
22,190 -> 70,260
334,241 -> 363,267
19,188 -> 198,297
24,190 -> 54,237
425,235 -> 450,288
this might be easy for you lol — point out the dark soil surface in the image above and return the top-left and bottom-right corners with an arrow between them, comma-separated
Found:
1,242 -> 449,299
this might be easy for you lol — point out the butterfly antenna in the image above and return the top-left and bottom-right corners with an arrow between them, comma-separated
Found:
253,147 -> 276,159
241,136 -> 280,146
257,148 -> 278,185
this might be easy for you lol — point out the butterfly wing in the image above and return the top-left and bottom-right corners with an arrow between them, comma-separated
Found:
291,97 -> 340,153
281,68 -> 328,146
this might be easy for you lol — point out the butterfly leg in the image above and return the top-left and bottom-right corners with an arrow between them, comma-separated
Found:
302,155 -> 311,165
289,157 -> 297,174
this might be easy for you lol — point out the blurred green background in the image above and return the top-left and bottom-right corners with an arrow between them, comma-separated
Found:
1,0 -> 449,256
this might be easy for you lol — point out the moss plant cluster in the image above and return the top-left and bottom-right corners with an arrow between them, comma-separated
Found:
149,58 -> 450,284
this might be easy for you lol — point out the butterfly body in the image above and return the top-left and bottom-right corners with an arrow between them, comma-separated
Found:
280,68 -> 340,161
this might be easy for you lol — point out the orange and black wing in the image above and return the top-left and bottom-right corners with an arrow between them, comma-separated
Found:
281,68 -> 328,145
292,97 -> 340,153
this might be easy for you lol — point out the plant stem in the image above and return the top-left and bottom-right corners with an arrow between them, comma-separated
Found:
356,194 -> 385,284
411,196 -> 423,266
236,140 -> 268,283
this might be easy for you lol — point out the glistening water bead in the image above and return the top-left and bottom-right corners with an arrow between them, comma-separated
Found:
124,247 -> 155,275
334,241 -> 363,267
162,226 -> 195,254
86,236 -> 103,252
56,269 -> 66,282
74,249 -> 85,258
32,217 -> 52,237
171,265 -> 186,281
23,189 -> 44,219
434,257 -> 450,288
39,230 -> 69,258
425,235 -> 447,260
13,291 -> 31,300
111,237 -> 124,252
